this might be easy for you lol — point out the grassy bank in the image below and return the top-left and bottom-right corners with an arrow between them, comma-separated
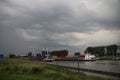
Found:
0,58 -> 112,80
97,55 -> 120,60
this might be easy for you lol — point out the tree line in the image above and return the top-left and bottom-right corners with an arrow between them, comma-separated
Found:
26,44 -> 119,58
84,44 -> 119,56
35,50 -> 68,58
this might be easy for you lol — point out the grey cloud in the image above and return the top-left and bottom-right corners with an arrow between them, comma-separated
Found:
0,0 -> 120,55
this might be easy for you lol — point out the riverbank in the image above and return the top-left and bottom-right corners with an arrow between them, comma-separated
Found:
0,58 -> 113,80
97,55 -> 120,60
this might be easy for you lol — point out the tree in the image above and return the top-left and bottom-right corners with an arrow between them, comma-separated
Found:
117,45 -> 120,54
9,54 -> 16,58
42,51 -> 49,58
50,50 -> 68,56
85,47 -> 94,54
85,46 -> 105,56
36,53 -> 42,58
92,46 -> 105,56
106,44 -> 118,56
74,52 -> 80,56
85,44 -> 118,56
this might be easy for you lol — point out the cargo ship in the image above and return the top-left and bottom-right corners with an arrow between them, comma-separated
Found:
54,54 -> 96,61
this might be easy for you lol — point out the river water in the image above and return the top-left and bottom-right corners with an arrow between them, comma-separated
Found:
46,60 -> 120,73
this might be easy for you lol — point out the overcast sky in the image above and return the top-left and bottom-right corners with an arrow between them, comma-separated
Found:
0,0 -> 120,55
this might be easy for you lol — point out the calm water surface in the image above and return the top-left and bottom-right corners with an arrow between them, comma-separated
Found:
46,60 -> 120,73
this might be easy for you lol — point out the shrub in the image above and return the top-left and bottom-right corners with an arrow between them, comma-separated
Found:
14,65 -> 18,71
5,66 -> 10,71
22,67 -> 29,73
32,67 -> 43,73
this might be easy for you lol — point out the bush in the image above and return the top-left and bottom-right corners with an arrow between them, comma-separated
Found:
5,66 -> 10,71
14,65 -> 18,71
22,67 -> 29,73
32,67 -> 43,73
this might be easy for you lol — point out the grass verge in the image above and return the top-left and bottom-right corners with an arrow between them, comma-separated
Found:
0,58 -> 112,80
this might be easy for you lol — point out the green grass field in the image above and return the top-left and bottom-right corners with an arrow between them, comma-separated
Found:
0,58 -> 112,80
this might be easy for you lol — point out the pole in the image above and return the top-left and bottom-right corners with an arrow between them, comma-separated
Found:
78,57 -> 79,73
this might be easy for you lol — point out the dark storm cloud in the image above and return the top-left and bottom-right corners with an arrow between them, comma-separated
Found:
0,0 -> 95,33
0,0 -> 120,55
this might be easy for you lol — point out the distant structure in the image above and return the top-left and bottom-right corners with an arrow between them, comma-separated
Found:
0,54 -> 4,59
9,54 -> 15,58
